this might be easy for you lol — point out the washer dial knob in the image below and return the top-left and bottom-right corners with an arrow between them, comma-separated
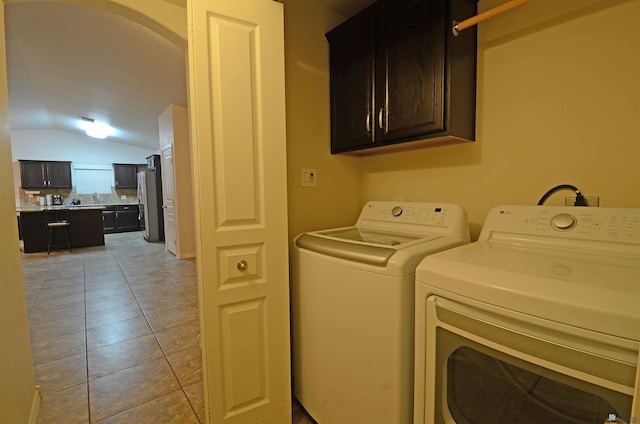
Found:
551,213 -> 577,231
391,206 -> 403,217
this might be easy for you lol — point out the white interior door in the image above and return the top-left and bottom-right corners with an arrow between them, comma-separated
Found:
161,144 -> 177,255
187,1 -> 290,423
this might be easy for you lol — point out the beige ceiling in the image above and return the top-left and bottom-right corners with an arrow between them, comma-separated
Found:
4,0 -> 375,151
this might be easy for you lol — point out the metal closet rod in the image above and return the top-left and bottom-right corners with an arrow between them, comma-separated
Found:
452,0 -> 531,36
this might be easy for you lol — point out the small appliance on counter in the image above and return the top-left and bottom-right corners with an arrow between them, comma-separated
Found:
52,194 -> 64,205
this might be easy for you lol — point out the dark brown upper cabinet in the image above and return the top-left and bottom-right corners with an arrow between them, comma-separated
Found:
113,163 -> 140,189
326,0 -> 477,155
19,160 -> 72,189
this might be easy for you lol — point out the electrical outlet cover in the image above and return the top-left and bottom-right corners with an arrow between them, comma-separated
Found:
301,168 -> 317,187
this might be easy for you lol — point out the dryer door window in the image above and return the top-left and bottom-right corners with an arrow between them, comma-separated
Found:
446,346 -> 627,423
424,296 -> 638,424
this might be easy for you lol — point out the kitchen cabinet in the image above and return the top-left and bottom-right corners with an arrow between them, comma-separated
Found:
113,163 -> 141,189
102,204 -> 139,233
19,160 -> 72,189
326,0 -> 477,155
115,205 -> 139,232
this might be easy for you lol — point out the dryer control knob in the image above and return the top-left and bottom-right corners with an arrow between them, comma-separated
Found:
392,206 -> 403,217
551,213 -> 577,231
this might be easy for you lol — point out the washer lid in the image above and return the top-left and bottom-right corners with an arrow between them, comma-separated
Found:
320,227 -> 423,246
295,232 -> 398,266
296,228 -> 438,267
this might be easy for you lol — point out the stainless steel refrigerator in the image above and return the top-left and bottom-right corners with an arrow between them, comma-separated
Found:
137,155 -> 164,242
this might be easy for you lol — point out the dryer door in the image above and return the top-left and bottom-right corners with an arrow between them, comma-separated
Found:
421,296 -> 638,424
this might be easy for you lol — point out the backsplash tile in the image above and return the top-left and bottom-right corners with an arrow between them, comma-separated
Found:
19,187 -> 139,207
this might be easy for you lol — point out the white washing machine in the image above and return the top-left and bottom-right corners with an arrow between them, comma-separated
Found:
414,205 -> 640,424
292,201 -> 470,424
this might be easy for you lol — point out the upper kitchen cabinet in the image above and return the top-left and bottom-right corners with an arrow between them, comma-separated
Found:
326,0 -> 477,155
19,160 -> 72,189
113,163 -> 142,189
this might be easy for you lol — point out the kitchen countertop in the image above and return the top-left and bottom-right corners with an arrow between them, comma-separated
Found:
17,205 -> 107,212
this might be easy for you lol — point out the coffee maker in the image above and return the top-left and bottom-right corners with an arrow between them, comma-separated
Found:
52,194 -> 64,205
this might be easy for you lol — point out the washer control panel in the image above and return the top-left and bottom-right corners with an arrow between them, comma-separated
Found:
356,201 -> 470,240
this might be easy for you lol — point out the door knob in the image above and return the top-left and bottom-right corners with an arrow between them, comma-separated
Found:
237,260 -> 248,271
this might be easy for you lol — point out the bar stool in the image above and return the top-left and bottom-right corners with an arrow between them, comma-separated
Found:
46,211 -> 71,254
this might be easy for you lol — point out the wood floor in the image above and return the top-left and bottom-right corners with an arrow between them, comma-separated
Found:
22,231 -> 315,423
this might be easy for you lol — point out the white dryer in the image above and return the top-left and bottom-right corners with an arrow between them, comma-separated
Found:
414,205 -> 640,424
292,201 -> 470,424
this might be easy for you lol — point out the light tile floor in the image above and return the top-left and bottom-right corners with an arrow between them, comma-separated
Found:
22,231 -> 315,424
23,232 -> 203,423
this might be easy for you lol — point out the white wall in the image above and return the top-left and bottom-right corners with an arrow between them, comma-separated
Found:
11,129 -> 158,205
11,129 -> 156,164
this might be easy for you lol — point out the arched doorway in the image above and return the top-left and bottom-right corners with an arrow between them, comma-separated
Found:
0,1 -> 192,422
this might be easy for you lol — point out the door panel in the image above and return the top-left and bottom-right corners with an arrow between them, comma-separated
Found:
329,19 -> 375,152
188,1 -> 290,423
161,145 -> 177,255
376,0 -> 445,142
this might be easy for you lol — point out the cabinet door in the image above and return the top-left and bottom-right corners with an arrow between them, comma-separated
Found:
114,205 -> 139,232
113,164 -> 138,189
376,0 -> 445,143
46,161 -> 72,188
20,161 -> 47,189
329,19 -> 375,153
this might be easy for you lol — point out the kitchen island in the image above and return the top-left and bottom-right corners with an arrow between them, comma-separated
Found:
18,206 -> 105,253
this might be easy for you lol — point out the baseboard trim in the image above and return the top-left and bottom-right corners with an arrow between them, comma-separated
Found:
28,385 -> 42,424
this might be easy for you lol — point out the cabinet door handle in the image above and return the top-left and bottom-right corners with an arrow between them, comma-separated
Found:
366,113 -> 371,133
378,107 -> 385,130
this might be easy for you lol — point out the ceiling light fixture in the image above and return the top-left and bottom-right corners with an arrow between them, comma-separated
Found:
80,116 -> 112,139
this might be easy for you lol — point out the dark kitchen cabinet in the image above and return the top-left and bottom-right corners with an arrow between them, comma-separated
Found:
113,163 -> 139,189
115,205 -> 139,232
102,206 -> 116,233
103,204 -> 139,233
326,0 -> 477,155
19,160 -> 72,189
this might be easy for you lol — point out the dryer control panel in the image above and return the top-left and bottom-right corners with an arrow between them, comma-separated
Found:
481,205 -> 640,253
